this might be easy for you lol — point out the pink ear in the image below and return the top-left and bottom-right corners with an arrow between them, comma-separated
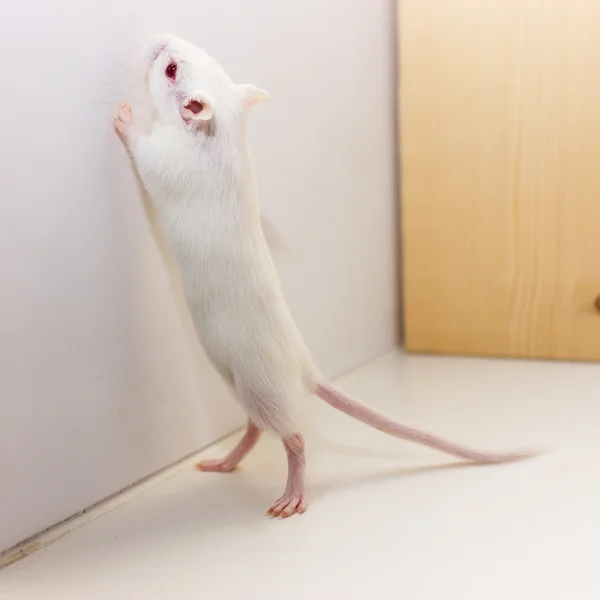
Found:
238,84 -> 270,108
180,93 -> 214,122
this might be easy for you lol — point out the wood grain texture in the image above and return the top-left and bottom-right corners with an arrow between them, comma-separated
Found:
400,0 -> 600,360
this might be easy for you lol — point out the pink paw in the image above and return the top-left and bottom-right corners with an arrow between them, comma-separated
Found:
113,103 -> 134,136
196,459 -> 237,473
267,494 -> 307,519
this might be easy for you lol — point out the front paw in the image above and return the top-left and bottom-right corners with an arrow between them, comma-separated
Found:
113,103 -> 135,139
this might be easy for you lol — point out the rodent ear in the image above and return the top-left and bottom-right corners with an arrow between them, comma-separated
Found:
180,93 -> 214,122
238,84 -> 270,108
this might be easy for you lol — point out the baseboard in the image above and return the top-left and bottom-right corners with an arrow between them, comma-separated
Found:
0,428 -> 241,570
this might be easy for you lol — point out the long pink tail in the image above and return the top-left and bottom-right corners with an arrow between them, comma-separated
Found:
316,381 -> 531,464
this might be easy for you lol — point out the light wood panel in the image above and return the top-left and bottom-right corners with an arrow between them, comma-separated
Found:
400,0 -> 600,360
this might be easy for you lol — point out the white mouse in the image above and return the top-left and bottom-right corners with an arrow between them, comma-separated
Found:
114,34 -> 529,518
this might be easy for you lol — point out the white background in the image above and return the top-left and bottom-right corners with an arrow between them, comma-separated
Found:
0,0 -> 397,551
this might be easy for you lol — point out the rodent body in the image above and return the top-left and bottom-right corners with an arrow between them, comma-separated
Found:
136,119 -> 314,435
114,34 -> 531,518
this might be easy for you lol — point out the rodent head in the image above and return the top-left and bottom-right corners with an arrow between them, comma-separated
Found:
145,34 -> 269,132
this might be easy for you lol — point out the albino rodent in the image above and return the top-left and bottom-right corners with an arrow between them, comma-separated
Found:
114,34 -> 529,518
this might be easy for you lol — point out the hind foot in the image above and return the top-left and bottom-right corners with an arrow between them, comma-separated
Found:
195,420 -> 262,474
267,433 -> 307,518
267,493 -> 307,518
196,458 -> 238,473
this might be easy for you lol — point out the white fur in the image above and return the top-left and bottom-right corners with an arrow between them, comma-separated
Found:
128,34 -> 317,435
117,35 -> 531,473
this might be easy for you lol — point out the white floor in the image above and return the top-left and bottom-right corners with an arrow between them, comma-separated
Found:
2,350 -> 600,599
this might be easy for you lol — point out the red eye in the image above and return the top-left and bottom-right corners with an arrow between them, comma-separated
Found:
165,62 -> 177,80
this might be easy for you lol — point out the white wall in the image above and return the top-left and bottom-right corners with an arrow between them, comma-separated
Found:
0,0 -> 397,551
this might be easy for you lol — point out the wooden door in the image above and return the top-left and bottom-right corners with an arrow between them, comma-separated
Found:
400,0 -> 600,360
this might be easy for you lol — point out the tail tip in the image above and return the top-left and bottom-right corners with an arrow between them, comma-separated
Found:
476,448 -> 541,465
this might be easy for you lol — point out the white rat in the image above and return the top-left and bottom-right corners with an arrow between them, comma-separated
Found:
114,34 -> 528,518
